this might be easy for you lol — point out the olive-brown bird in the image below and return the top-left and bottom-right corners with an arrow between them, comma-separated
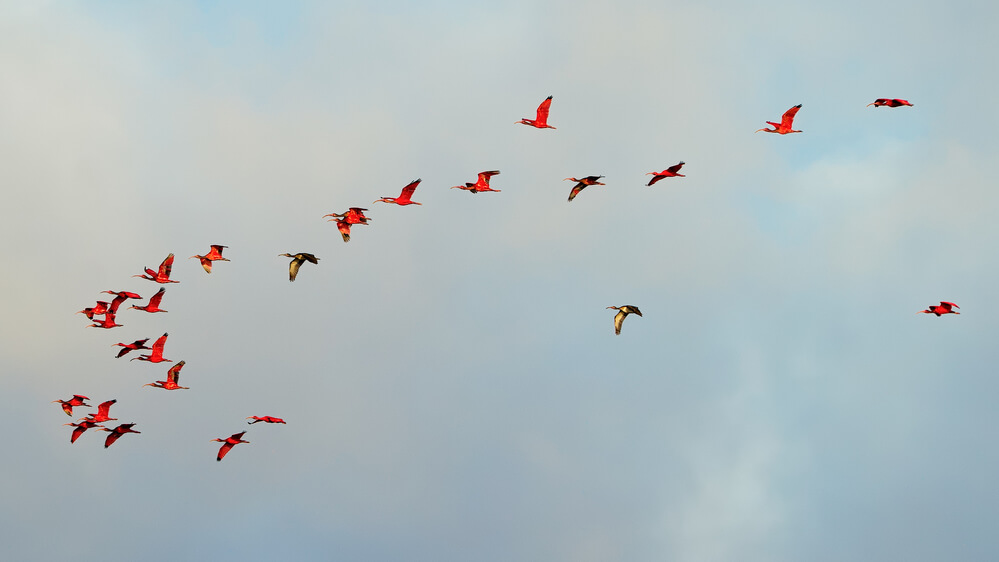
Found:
279,253 -> 319,281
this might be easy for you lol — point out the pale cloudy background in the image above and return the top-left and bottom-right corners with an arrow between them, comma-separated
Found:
3,1 -> 999,560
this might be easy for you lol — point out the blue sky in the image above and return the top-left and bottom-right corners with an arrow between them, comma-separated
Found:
3,1 -> 999,560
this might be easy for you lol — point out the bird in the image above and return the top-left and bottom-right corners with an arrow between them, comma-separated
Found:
113,338 -> 151,359
756,104 -> 803,134
607,305 -> 643,335
102,291 -> 142,314
247,416 -> 286,425
918,301 -> 960,316
81,399 -> 117,424
144,361 -> 188,390
646,163 -> 685,186
53,395 -> 91,416
190,245 -> 230,274
323,207 -> 371,225
374,179 -> 422,206
279,253 -> 319,282
516,95 -> 556,129
452,171 -> 501,193
133,253 -> 180,283
565,176 -> 605,201
77,301 -> 110,320
130,333 -> 171,363
331,217 -> 353,242
212,431 -> 250,461
87,311 -> 123,329
65,420 -> 103,444
98,423 -> 140,448
868,98 -> 913,108
130,287 -> 167,313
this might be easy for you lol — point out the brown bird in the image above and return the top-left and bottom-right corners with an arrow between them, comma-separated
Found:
646,163 -> 685,186
98,423 -> 140,448
65,420 -> 104,444
144,361 -> 189,390
607,305 -> 643,335
918,301 -> 960,316
247,416 -> 287,425
130,333 -> 171,363
868,98 -> 913,108
190,245 -> 230,274
375,179 -> 422,206
756,104 -> 803,134
130,287 -> 167,313
53,395 -> 91,417
565,176 -> 605,201
516,95 -> 556,129
279,253 -> 319,281
133,253 -> 180,283
452,171 -> 501,193
212,431 -> 250,461
113,338 -> 151,359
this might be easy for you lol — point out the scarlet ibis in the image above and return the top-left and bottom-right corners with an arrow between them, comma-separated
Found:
212,431 -> 250,461
65,420 -> 103,443
323,207 -> 371,225
607,305 -> 643,335
375,179 -> 423,206
102,290 -> 142,300
190,245 -> 230,274
133,253 -> 179,283
98,423 -> 140,448
247,416 -> 286,425
516,95 -> 556,129
144,361 -> 188,390
130,287 -> 167,313
647,162 -> 686,186
868,98 -> 913,108
77,301 -> 109,320
103,291 -> 142,314
329,217 -> 353,242
81,399 -> 117,423
452,171 -> 501,193
53,395 -> 91,416
113,338 -> 151,359
130,333 -> 171,363
918,301 -> 960,316
756,104 -> 802,134
279,253 -> 319,282
88,311 -> 123,329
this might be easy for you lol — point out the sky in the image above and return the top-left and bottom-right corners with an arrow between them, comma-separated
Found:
3,1 -> 999,560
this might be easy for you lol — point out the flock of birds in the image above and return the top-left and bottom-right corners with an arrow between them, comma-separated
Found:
56,95 -> 943,461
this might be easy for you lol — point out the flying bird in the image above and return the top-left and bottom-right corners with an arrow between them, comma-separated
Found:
646,163 -> 685,186
87,311 -> 123,329
77,301 -> 110,320
190,245 -> 230,274
279,253 -> 319,282
212,431 -> 250,461
113,338 -> 151,359
130,333 -> 171,363
452,171 -> 501,193
607,305 -> 643,335
144,361 -> 189,390
53,395 -> 91,417
330,217 -> 354,242
756,104 -> 803,134
918,301 -> 960,316
324,207 -> 371,225
565,176 -> 605,201
98,423 -> 140,448
65,420 -> 103,444
81,399 -> 117,424
868,98 -> 913,108
130,287 -> 167,313
247,416 -> 287,425
374,179 -> 422,206
133,253 -> 179,283
516,95 -> 556,129
103,291 -> 142,314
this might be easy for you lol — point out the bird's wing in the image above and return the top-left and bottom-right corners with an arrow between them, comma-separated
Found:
104,431 -> 122,448
167,361 -> 185,383
208,245 -> 227,258
614,311 -> 625,335
288,258 -> 302,281
536,96 -> 553,122
568,184 -> 586,201
301,253 -> 319,264
400,179 -> 421,201
158,254 -> 175,278
940,301 -> 959,310
647,174 -> 664,186
152,333 -> 168,355
666,162 -> 685,174
148,288 -> 165,307
197,256 -> 212,273
781,105 -> 802,127
97,399 -> 116,417
71,425 -> 87,443
217,441 -> 235,461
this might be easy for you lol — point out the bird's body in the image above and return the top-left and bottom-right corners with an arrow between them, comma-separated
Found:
190,245 -> 230,274
247,416 -> 286,425
98,423 -> 140,448
919,301 -> 960,316
607,305 -> 643,335
144,361 -> 188,390
88,312 -> 123,329
756,104 -> 802,134
65,420 -> 103,443
53,395 -> 91,416
130,333 -> 171,363
279,253 -> 319,282
77,301 -> 110,320
212,431 -> 250,461
565,176 -> 605,201
133,253 -> 179,283
113,338 -> 151,359
81,399 -> 117,424
130,287 -> 167,313
452,171 -> 501,193
868,98 -> 913,108
517,96 -> 556,129
333,218 -> 353,242
647,163 -> 686,186
375,179 -> 422,206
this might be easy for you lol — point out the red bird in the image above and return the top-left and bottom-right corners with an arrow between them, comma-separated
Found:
113,338 -> 151,359
81,399 -> 117,424
98,423 -> 140,448
516,95 -> 556,129
868,98 -> 913,108
565,176 -> 605,201
88,311 -> 123,329
77,301 -> 110,320
756,104 -> 803,134
918,301 -> 960,316
247,416 -> 287,425
53,395 -> 91,416
452,171 -> 501,193
103,291 -> 142,314
130,287 -> 167,313
144,361 -> 189,390
130,333 -> 171,363
133,253 -> 179,283
647,162 -> 686,186
190,245 -> 230,274
375,179 -> 422,206
323,207 -> 371,225
65,420 -> 103,443
212,431 -> 250,461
